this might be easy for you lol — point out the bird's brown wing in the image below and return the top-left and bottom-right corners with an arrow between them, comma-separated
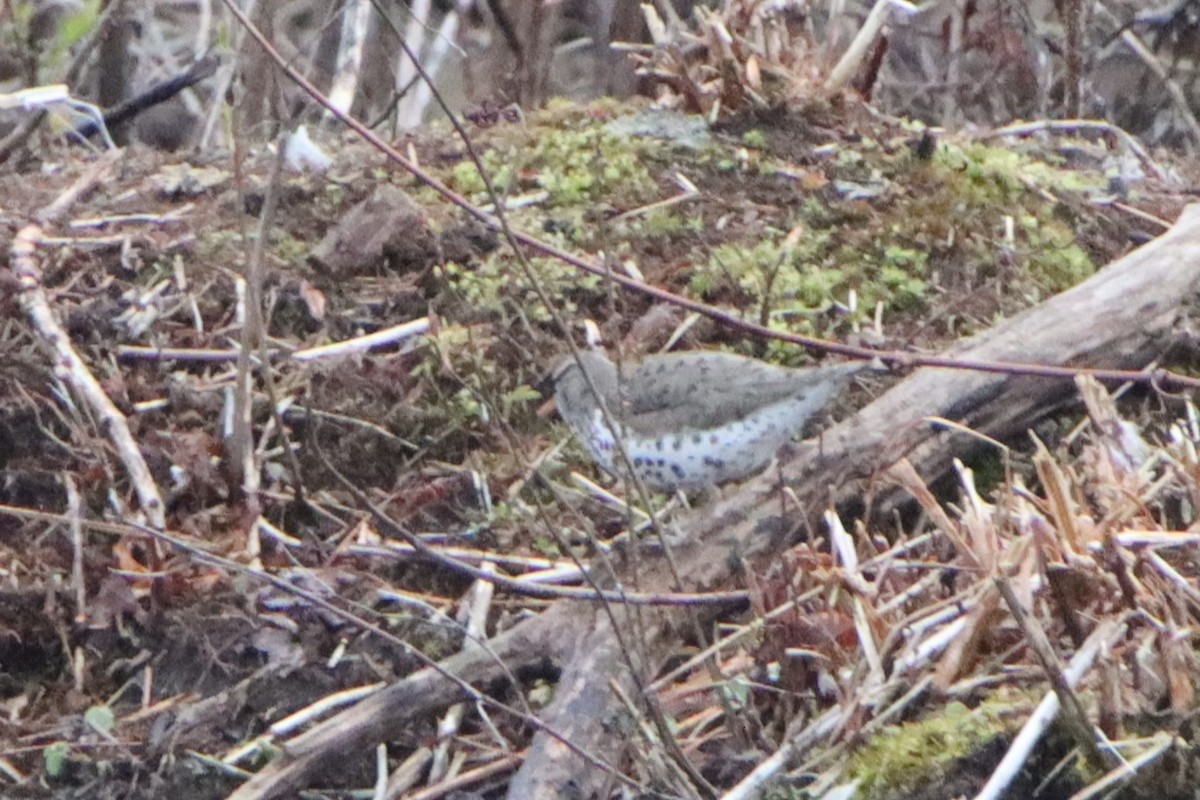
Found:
622,352 -> 837,434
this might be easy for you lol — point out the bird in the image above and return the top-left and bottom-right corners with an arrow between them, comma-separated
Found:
552,349 -> 868,492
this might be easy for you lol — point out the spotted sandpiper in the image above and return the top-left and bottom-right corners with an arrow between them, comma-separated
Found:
553,349 -> 867,492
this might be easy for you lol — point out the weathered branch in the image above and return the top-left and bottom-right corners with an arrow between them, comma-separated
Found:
10,150 -> 167,529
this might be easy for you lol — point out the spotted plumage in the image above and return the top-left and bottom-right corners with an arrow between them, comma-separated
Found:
553,349 -> 866,491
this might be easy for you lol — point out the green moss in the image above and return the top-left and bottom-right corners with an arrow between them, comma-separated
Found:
500,383 -> 541,418
453,386 -> 483,419
933,141 -> 1106,201
530,126 -> 655,205
448,154 -> 515,197
442,115 -> 656,213
877,264 -> 927,306
317,181 -> 347,215
688,222 -> 934,338
846,700 -> 1017,799
871,243 -> 929,307
743,129 -> 767,148
1021,217 -> 1094,292
531,536 -> 562,559
43,741 -> 70,778
193,228 -> 242,266
634,207 -> 704,238
271,231 -> 309,265
880,243 -> 929,276
441,254 -> 601,324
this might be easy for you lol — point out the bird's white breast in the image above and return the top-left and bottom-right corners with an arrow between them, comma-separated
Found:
580,399 -> 807,491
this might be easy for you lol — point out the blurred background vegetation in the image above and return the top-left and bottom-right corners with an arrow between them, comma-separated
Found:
3,0 -> 1200,154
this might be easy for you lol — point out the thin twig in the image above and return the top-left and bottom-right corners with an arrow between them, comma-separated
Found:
12,151 -> 166,529
428,563 -> 497,784
997,577 -> 1121,772
975,616 -> 1129,800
